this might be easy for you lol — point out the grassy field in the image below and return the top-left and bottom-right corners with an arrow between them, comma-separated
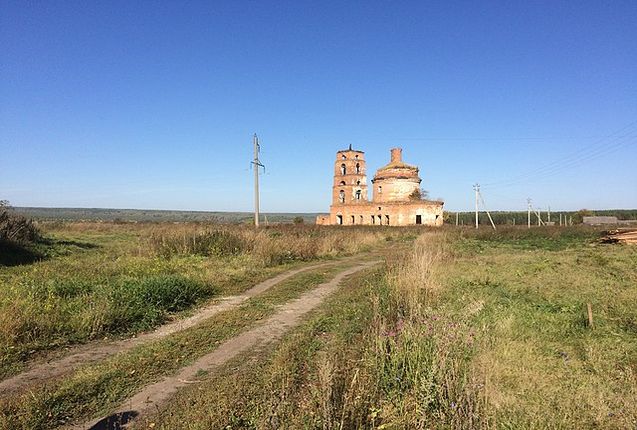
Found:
1,221 -> 635,429
132,226 -> 635,429
0,222 -> 406,379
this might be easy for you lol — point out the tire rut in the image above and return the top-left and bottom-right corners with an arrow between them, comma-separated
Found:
0,259 -> 344,397
67,260 -> 380,430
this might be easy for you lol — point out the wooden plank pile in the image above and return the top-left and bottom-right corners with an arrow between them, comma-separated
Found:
600,229 -> 637,244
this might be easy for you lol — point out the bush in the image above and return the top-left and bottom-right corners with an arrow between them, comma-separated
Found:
0,201 -> 40,245
0,201 -> 43,266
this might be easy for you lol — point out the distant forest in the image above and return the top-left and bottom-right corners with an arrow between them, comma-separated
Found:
13,207 -> 319,224
445,209 -> 637,226
11,207 -> 637,226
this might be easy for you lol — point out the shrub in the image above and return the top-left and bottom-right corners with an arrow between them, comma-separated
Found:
0,201 -> 43,266
0,201 -> 40,245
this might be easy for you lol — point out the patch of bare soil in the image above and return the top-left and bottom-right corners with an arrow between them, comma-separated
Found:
67,261 -> 379,430
0,260 -> 339,397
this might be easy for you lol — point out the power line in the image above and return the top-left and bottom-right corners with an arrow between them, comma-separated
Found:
482,120 -> 637,188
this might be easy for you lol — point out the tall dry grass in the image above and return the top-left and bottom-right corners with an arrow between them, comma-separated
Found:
145,224 -> 391,266
364,232 -> 484,429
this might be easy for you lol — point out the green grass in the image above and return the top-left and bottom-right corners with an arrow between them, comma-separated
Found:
132,267 -> 386,430
0,222 -> 397,378
130,227 -> 636,430
0,263 -> 359,429
440,230 -> 637,429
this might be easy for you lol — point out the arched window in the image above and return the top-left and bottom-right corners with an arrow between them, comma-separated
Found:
355,154 -> 359,159
355,163 -> 361,174
339,181 -> 346,186
356,180 -> 361,185
378,186 -> 382,194
340,164 -> 346,175
355,190 -> 361,200
339,190 -> 345,203
341,154 -> 346,160
351,215 -> 355,224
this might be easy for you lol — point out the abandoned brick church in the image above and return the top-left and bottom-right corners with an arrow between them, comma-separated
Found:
316,147 -> 444,226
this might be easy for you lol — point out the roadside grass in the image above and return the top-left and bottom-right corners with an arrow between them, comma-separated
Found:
133,233 -> 481,429
132,266 -> 386,430
0,222 -> 401,378
442,228 -> 637,429
0,263 -> 359,429
133,227 -> 635,429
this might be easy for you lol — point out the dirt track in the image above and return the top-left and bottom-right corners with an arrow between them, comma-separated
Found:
67,260 -> 379,430
0,260 -> 339,397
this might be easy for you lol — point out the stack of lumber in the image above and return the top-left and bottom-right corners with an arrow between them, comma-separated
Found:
600,229 -> 637,244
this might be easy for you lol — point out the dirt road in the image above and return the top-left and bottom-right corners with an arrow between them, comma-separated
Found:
0,260 -> 339,397
67,260 -> 379,430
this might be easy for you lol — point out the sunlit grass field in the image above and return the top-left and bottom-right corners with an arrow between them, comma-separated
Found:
130,226 -> 636,429
0,222 -> 404,379
1,222 -> 635,429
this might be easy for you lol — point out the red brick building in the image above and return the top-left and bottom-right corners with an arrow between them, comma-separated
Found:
316,147 -> 444,226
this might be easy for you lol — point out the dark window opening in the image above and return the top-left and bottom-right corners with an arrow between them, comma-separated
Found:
339,181 -> 346,186
355,163 -> 361,174
341,154 -> 346,160
378,215 -> 382,225
371,215 -> 375,225
351,215 -> 355,224
356,180 -> 361,185
339,190 -> 345,203
385,215 -> 390,225
378,186 -> 382,194
360,215 -> 364,224
416,215 -> 422,225
337,215 -> 343,225
340,164 -> 346,175
355,154 -> 359,159
355,190 -> 361,200
435,215 -> 440,220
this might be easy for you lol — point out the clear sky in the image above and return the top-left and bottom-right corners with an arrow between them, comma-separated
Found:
2,0 -> 636,213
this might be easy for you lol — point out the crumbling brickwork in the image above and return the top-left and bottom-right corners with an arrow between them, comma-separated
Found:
316,147 -> 444,226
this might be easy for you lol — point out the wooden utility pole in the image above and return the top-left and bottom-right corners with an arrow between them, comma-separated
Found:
474,184 -> 479,229
251,134 -> 265,228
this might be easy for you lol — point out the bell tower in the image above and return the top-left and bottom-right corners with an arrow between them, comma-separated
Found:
332,145 -> 368,206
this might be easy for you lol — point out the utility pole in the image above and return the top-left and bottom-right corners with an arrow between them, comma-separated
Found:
559,213 -> 562,226
477,188 -> 496,230
455,212 -> 459,226
534,208 -> 545,226
548,206 -> 551,224
473,183 -> 479,229
251,134 -> 265,228
527,198 -> 532,229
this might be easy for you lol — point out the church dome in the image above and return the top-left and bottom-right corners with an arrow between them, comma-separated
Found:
372,148 -> 422,202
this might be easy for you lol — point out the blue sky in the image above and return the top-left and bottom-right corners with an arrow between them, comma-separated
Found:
2,0 -> 636,212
